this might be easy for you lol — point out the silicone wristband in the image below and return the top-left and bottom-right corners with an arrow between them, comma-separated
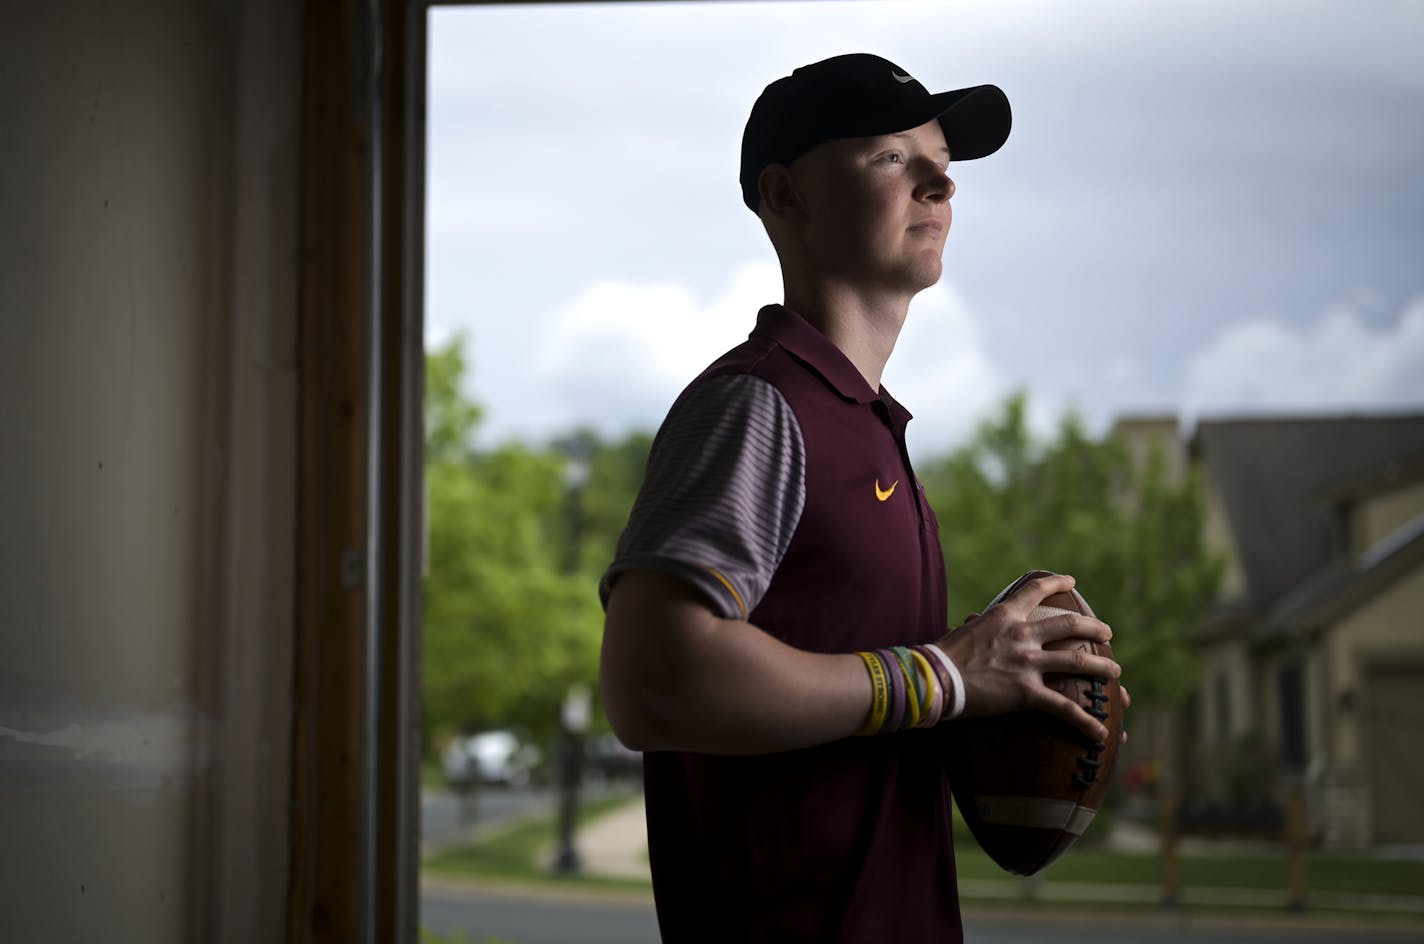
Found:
891,647 -> 922,728
923,643 -> 966,720
878,648 -> 906,734
856,651 -> 890,736
909,648 -> 939,727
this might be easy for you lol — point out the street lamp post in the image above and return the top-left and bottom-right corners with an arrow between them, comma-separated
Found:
553,433 -> 594,875
558,432 -> 592,574
554,683 -> 591,875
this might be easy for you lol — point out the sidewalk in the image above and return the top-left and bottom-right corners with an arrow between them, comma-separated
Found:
568,795 -> 1424,920
568,794 -> 651,881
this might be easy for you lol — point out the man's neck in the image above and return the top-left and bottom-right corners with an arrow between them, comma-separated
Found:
783,283 -> 914,393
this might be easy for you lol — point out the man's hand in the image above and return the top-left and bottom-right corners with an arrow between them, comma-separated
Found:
933,572 -> 1120,743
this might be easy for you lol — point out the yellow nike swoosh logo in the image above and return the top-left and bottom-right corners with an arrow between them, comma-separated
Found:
875,479 -> 899,502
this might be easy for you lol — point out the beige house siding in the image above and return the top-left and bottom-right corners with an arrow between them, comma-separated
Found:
1318,563 -> 1424,844
1358,660 -> 1424,842
1177,418 -> 1424,846
1327,565 -> 1424,766
1199,468 -> 1248,604
1354,482 -> 1424,553
1113,416 -> 1186,483
1218,638 -> 1256,742
1193,636 -> 1257,795
1184,450 -> 1254,798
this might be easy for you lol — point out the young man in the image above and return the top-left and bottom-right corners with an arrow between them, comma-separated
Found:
598,53 -> 1122,942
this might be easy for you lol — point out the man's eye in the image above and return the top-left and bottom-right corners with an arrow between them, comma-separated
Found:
882,153 -> 904,164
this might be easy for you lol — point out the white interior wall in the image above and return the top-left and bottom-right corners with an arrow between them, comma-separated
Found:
0,2 -> 300,940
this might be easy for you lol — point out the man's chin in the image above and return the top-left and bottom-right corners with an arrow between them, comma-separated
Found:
906,263 -> 944,294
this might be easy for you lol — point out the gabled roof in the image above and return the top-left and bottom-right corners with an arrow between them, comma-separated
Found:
1190,413 -> 1424,619
1316,455 -> 1424,505
1265,513 -> 1424,637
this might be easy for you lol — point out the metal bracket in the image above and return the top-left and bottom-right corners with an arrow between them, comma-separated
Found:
341,548 -> 366,589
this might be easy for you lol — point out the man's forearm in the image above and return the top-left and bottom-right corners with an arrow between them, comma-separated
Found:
600,570 -> 873,755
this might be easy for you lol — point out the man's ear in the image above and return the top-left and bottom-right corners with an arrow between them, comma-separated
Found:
757,164 -> 805,222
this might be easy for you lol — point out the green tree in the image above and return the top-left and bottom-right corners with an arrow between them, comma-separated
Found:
574,430 -> 654,574
920,392 -> 1219,705
423,444 -> 604,743
424,331 -> 483,465
421,337 -> 607,750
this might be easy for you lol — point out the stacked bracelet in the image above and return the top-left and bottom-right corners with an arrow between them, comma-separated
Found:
854,643 -> 965,736
856,650 -> 890,736
894,647 -> 922,727
909,649 -> 938,728
921,640 -> 966,721
883,645 -> 907,733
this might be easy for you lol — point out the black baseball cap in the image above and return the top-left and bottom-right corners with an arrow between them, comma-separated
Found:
739,53 -> 1012,212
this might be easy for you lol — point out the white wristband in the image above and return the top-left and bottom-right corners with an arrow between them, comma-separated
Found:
924,644 -> 966,720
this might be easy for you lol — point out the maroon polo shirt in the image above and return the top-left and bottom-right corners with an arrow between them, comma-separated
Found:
601,305 -> 958,943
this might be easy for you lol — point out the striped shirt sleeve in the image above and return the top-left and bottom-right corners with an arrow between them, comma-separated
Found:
599,373 -> 806,620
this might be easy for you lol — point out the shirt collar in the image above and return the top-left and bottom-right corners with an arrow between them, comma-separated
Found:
750,305 -> 915,428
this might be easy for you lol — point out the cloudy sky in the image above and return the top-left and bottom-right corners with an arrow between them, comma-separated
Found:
425,0 -> 1424,456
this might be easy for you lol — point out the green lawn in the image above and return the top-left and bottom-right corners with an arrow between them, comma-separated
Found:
423,790 -> 648,890
952,842 -> 1424,897
424,794 -> 1424,910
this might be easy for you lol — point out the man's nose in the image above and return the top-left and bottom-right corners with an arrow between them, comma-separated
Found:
916,165 -> 955,202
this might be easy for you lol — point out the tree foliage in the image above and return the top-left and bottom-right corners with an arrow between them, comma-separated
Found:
421,341 -> 1217,757
421,337 -> 646,750
920,392 -> 1220,705
424,333 -> 483,466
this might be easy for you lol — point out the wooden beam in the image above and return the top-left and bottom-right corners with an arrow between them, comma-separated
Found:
292,0 -> 367,940
291,1 -> 422,941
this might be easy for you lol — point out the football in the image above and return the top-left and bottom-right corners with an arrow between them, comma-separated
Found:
942,570 -> 1123,876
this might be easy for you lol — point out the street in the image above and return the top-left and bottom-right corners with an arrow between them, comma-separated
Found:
421,884 -> 658,944
419,883 -> 1424,944
419,787 -> 1424,943
422,784 -> 552,844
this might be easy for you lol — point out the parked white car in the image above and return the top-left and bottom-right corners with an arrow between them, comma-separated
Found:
441,729 -> 539,788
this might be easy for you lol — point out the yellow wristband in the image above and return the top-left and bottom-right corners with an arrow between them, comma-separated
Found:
892,647 -> 922,728
909,649 -> 938,727
856,651 -> 890,736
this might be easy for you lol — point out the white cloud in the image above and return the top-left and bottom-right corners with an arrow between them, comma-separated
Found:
885,282 -> 1006,454
1183,296 -> 1424,421
526,261 -> 781,441
488,264 -> 1006,455
425,2 -> 1424,452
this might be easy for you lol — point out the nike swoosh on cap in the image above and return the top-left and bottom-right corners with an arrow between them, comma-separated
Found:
875,479 -> 899,502
891,71 -> 914,84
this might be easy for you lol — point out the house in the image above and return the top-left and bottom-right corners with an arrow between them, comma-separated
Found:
4,1 -> 1418,939
1117,414 -> 1424,846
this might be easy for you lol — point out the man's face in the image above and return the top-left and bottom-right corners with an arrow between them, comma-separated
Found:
786,118 -> 955,296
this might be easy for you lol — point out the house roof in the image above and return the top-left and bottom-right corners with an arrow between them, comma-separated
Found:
1315,455 -> 1424,505
1264,513 -> 1424,636
1190,413 -> 1424,622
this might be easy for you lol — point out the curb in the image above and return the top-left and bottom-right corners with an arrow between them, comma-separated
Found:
958,877 -> 1424,915
420,873 -> 655,910
422,792 -> 1424,933
419,873 -> 1424,937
